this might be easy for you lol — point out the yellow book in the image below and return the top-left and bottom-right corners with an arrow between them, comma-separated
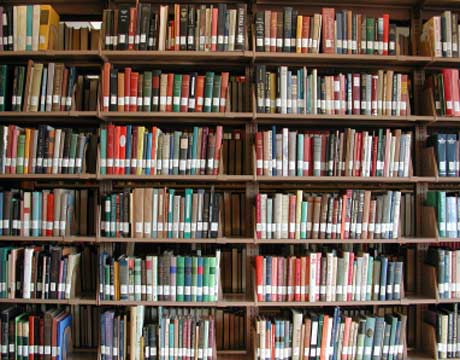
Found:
39,5 -> 59,50
295,190 -> 303,239
296,15 -> 303,53
136,126 -> 145,175
113,261 -> 119,300
24,128 -> 31,174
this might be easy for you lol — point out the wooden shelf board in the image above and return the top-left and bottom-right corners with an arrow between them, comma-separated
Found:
255,237 -> 436,244
256,299 -> 403,307
0,50 -> 101,62
99,296 -> 252,307
98,174 -> 254,182
68,350 -> 98,360
0,174 -> 96,180
100,111 -> 253,120
0,236 -> 96,243
0,297 -> 96,305
256,176 -> 420,183
97,237 -> 254,244
0,111 -> 100,123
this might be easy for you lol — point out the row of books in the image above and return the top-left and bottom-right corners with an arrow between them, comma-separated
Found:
425,304 -> 460,359
0,63 -> 99,112
255,8 -> 409,56
72,304 -> 99,349
0,125 -> 92,175
101,187 -> 221,239
102,3 -> 248,52
0,5 -> 59,51
255,252 -> 403,302
425,191 -> 460,238
0,189 -> 94,237
100,125 -> 225,176
256,308 -> 406,360
0,306 -> 72,360
255,128 -> 412,178
221,247 -> 246,294
100,306 -> 216,360
428,69 -> 460,117
421,12 -> 460,58
56,23 -> 100,52
255,66 -> 411,116
255,190 -> 407,240
0,245 -> 89,300
101,65 -> 248,113
431,133 -> 460,177
99,251 -> 220,302
426,247 -> 460,300
215,308 -> 245,350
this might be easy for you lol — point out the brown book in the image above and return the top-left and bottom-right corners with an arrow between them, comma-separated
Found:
223,192 -> 232,237
28,63 -> 44,112
22,59 -> 34,112
321,8 -> 335,53
52,63 -> 65,111
80,27 -> 89,50
90,29 -> 100,50
319,194 -> 329,239
311,196 -> 321,239
143,188 -> 153,238
133,188 -> 145,238
231,248 -> 239,293
72,28 -> 81,50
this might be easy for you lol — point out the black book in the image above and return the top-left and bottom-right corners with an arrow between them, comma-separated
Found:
110,68 -> 118,111
117,5 -> 130,50
255,12 -> 265,52
49,246 -> 63,299
6,7 -> 13,51
187,5 -> 196,51
1,306 -> 18,359
62,128 -> 72,174
139,4 -> 152,51
180,5 -> 189,51
283,7 -> 292,52
188,72 -> 197,112
291,9 -> 298,52
235,4 -> 246,51
147,12 -> 158,50
389,23 -> 397,55
217,4 -> 227,51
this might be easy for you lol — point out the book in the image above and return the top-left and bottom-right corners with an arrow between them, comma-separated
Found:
425,191 -> 460,239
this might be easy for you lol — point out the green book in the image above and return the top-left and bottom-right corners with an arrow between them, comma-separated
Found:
208,255 -> 216,301
296,134 -> 304,176
387,314 -> 398,360
363,316 -> 376,360
211,75 -> 221,112
191,256 -> 198,302
203,72 -> 215,112
110,193 -> 117,237
316,314 -> 323,360
143,71 -> 153,112
176,256 -> 185,302
134,258 -> 142,301
105,262 -> 111,300
203,256 -> 210,302
300,201 -> 308,239
191,127 -> 199,175
26,5 -> 33,51
17,134 -> 25,174
376,128 -> 384,176
0,247 -> 11,297
69,133 -> 79,174
184,189 -> 193,239
437,191 -> 447,237
173,74 -> 182,112
99,129 -> 107,175
366,17 -> 375,55
0,65 -> 7,111
167,189 -> 175,238
15,313 -> 28,360
16,67 -> 26,112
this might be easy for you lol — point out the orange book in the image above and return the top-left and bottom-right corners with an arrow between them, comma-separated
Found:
60,68 -> 69,111
219,72 -> 229,112
117,72 -> 125,112
303,17 -> 312,53
166,73 -> 174,112
102,63 -> 111,112
47,129 -> 55,174
341,317 -> 352,360
319,314 -> 330,360
124,68 -> 132,112
129,72 -> 139,112
128,7 -> 137,50
195,75 -> 205,112
211,7 -> 218,51
270,11 -> 277,52
321,8 -> 335,54
174,5 -> 180,50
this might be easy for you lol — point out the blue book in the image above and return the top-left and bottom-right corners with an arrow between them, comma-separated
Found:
379,256 -> 388,301
272,125 -> 276,176
167,190 -> 175,238
434,134 -> 447,176
331,307 -> 342,360
372,317 -> 385,360
169,322 -> 174,360
125,125 -> 132,174
39,68 -> 48,112
363,317 -> 376,360
119,317 -> 125,360
103,311 -> 114,360
265,256 -> 272,301
100,312 -> 106,360
146,132 -> 152,175
447,195 -> 458,237
275,320 -> 281,355
298,68 -> 303,113
287,71 -> 292,114
26,6 -> 33,51
197,257 -> 203,302
447,134 -> 457,176
184,256 -> 192,301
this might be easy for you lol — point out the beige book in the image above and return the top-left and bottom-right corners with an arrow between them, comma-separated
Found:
158,5 -> 169,51
32,5 -> 41,51
159,73 -> 168,112
228,10 -> 237,51
28,63 -> 44,112
377,70 -> 384,116
281,194 -> 289,238
17,6 -> 28,51
133,188 -> 145,238
274,193 -> 283,239
205,8 -> 212,51
143,188 -> 153,237
291,309 -> 303,360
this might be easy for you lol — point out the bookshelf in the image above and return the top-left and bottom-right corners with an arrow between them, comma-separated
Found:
3,0 -> 460,359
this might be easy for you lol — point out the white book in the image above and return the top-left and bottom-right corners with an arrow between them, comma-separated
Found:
22,247 -> 34,299
309,253 -> 317,302
274,193 -> 282,239
260,194 -> 267,239
281,194 -> 289,239
326,253 -> 334,302
282,128 -> 289,176
280,66 -> 287,114
65,253 -> 80,299
292,310 -> 303,360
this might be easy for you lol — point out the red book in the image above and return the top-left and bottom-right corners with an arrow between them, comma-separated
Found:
347,252 -> 355,301
28,315 -> 35,360
255,193 -> 261,239
180,74 -> 190,112
129,72 -> 139,112
107,124 -> 114,175
124,68 -> 132,112
113,125 -> 120,175
334,75 -> 340,115
39,317 -> 45,360
211,8 -> 218,51
46,193 -> 54,236
119,126 -> 127,174
370,75 -> 377,115
301,16 -> 310,53
10,126 -> 19,174
166,73 -> 174,112
294,257 -> 301,301
131,126 -> 138,175
152,71 -> 160,111
255,255 -> 264,302
102,63 -> 111,112
352,73 -> 361,115
195,75 -> 205,112
452,69 -> 460,116
128,7 -> 137,50
288,195 -> 296,239
383,14 -> 390,55
271,257 -> 278,302
255,132 -> 263,176
219,72 -> 229,112
321,8 -> 335,54
442,69 -> 454,116
213,126 -> 223,175
371,135 -> 378,176
304,135 -> 311,176
287,257 -> 294,302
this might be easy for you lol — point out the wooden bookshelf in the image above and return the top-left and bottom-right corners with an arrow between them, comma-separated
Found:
4,0 -> 460,359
